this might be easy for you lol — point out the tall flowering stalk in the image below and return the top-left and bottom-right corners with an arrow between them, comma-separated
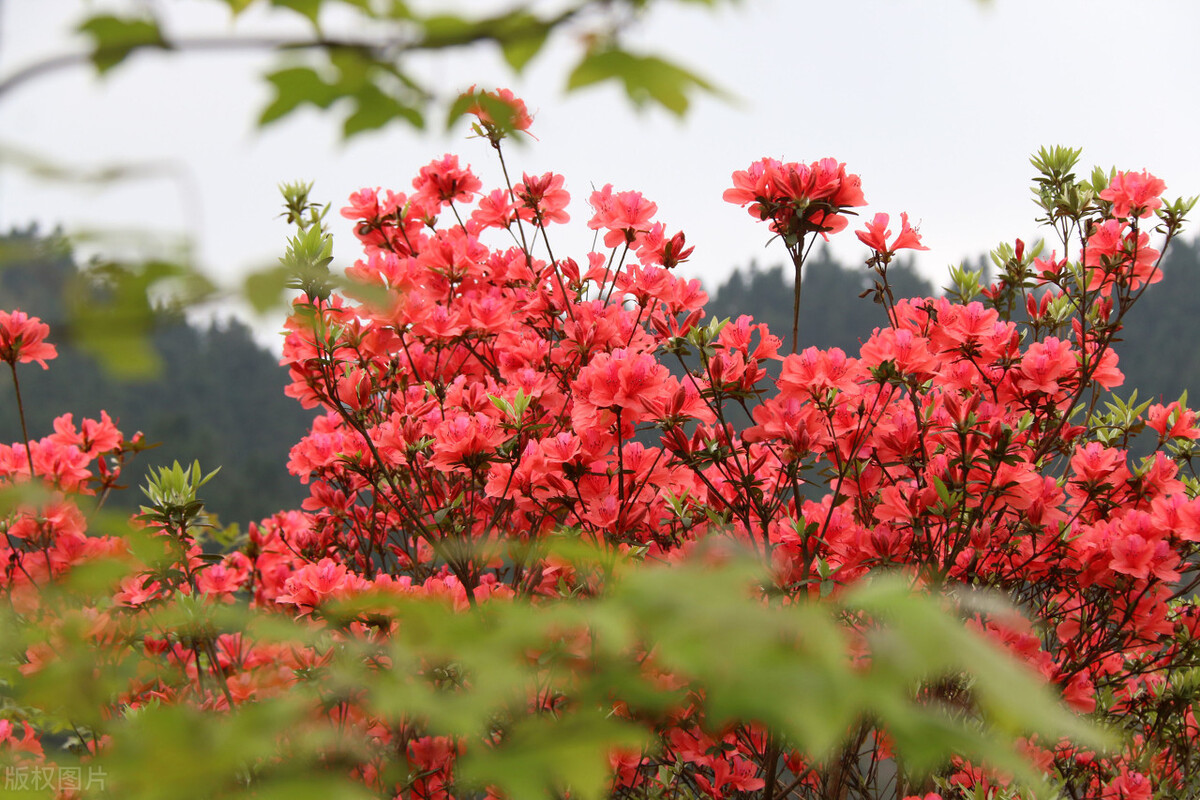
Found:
723,157 -> 867,353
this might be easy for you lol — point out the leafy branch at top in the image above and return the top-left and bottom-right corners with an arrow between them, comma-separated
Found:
0,0 -> 736,139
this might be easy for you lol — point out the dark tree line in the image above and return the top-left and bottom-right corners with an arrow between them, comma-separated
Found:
705,246 -> 933,365
1115,234 -> 1200,404
0,228 -> 314,528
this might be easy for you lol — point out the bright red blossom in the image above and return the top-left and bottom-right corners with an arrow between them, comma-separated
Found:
1100,169 -> 1166,219
412,154 -> 483,209
724,157 -> 866,238
588,184 -> 659,247
855,212 -> 929,254
0,309 -> 57,368
463,86 -> 534,138
514,171 -> 570,224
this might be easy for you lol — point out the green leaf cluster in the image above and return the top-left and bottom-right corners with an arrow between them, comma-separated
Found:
77,14 -> 168,74
57,1 -> 737,141
0,543 -> 1107,800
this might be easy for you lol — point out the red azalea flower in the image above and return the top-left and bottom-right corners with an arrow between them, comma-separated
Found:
0,309 -> 57,368
855,211 -> 930,254
1101,169 -> 1166,219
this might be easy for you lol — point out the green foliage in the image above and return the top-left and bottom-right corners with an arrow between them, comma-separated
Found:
62,259 -> 214,379
94,701 -> 375,800
258,53 -> 425,138
1030,145 -> 1093,226
219,0 -> 259,15
420,9 -> 553,74
139,460 -> 221,529
76,14 -> 167,74
268,0 -> 328,26
460,713 -> 648,800
45,1 -> 739,141
567,49 -> 722,116
0,543 -> 1107,799
259,66 -> 340,124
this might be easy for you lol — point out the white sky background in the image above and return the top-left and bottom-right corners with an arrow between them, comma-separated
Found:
2,0 -> 1199,344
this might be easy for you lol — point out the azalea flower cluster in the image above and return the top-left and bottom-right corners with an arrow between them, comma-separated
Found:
723,157 -> 866,241
2,90 -> 1199,800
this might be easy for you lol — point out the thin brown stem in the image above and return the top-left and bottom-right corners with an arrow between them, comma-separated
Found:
8,361 -> 35,477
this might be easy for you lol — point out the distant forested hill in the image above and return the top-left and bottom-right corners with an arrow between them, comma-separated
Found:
705,246 -> 933,358
704,238 -> 1200,404
0,229 -> 314,527
1115,234 -> 1200,404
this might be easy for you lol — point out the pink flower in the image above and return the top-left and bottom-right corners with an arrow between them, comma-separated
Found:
428,411 -> 507,474
1061,672 -> 1096,713
0,720 -> 43,757
855,212 -> 930,254
859,327 -> 937,378
1083,220 -> 1161,291
277,557 -> 370,614
470,188 -> 518,230
1102,769 -> 1153,800
114,573 -> 163,608
1147,401 -> 1200,440
634,223 -> 694,268
514,171 -> 570,225
588,184 -> 658,247
725,157 -> 865,239
1017,337 -> 1075,395
463,86 -> 533,136
412,154 -> 482,208
0,309 -> 57,368
1100,169 -> 1166,219
1110,531 -> 1155,580
49,411 -> 123,458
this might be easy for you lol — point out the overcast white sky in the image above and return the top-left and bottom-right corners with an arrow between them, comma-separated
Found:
2,0 -> 1199,340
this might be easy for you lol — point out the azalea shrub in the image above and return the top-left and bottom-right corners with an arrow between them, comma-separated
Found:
1,89 -> 1198,800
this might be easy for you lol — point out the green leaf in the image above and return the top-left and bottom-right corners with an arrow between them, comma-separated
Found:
259,67 -> 338,126
486,393 -> 515,418
930,473 -> 952,507
343,83 -> 423,138
566,49 -> 721,116
242,776 -> 376,800
243,264 -> 294,314
444,89 -> 527,139
849,578 -> 1112,751
269,0 -> 325,26
103,702 -> 310,800
458,712 -> 649,800
497,11 -> 550,73
386,0 -> 413,18
418,8 -> 550,69
327,46 -> 372,90
218,0 -> 257,14
419,13 -> 483,47
64,261 -> 175,379
260,56 -> 424,137
77,14 -> 167,74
